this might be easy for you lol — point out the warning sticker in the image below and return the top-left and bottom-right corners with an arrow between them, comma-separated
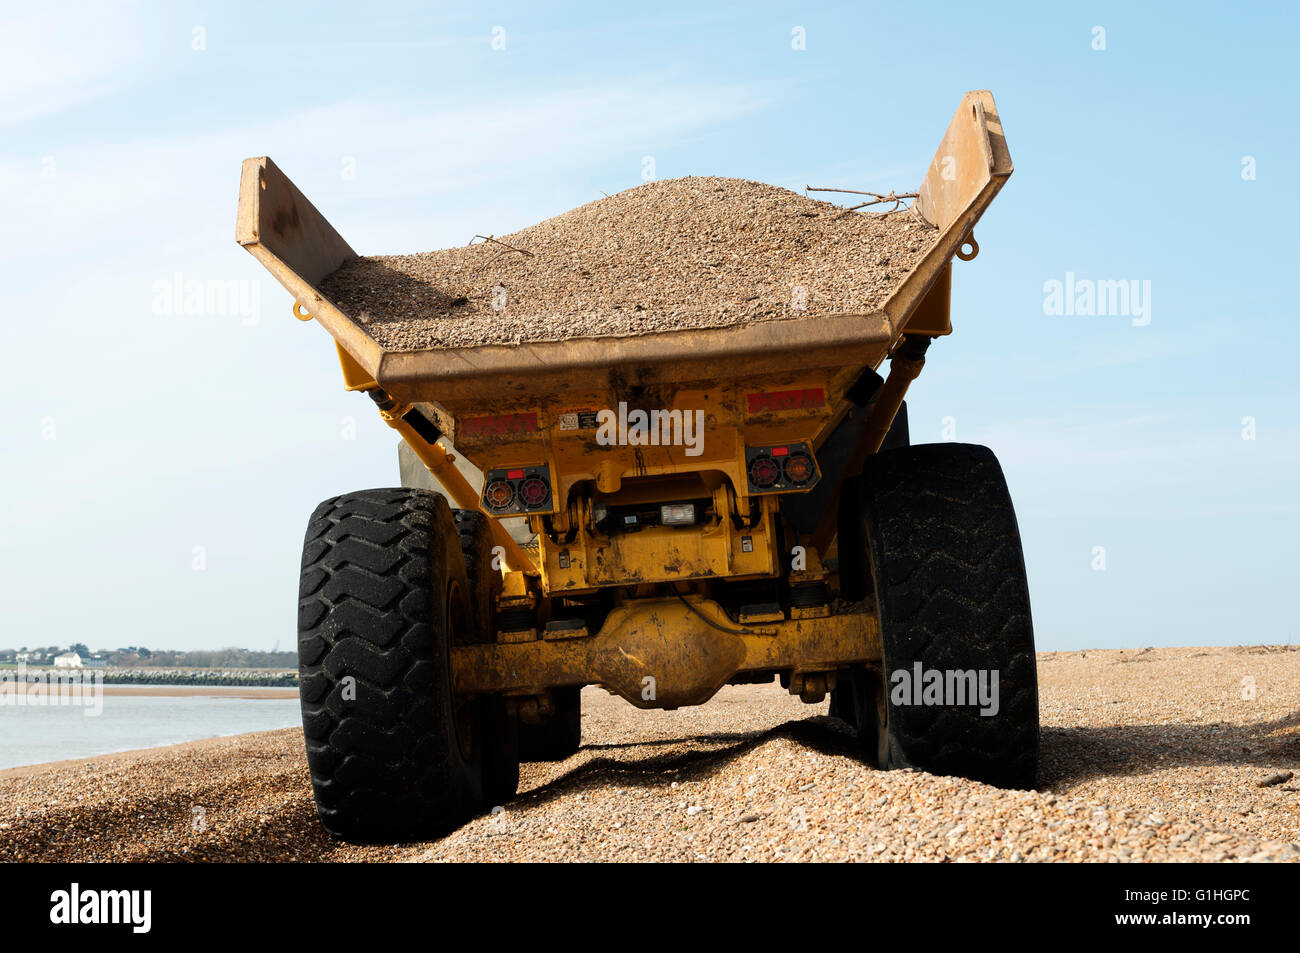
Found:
558,410 -> 600,431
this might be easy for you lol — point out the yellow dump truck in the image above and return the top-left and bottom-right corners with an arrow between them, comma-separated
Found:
238,90 -> 1038,841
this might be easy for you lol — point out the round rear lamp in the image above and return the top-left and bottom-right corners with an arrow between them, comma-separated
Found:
783,452 -> 815,486
748,455 -> 780,489
519,476 -> 551,508
484,479 -> 515,510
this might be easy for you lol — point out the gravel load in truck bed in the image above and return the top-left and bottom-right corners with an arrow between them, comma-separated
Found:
319,177 -> 938,352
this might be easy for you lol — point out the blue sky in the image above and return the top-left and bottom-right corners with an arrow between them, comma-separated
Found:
2,1 -> 1297,652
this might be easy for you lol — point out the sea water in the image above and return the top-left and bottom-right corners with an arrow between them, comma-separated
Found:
0,689 -> 301,770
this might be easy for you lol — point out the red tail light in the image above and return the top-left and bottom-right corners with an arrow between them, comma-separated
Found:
745,443 -> 819,493
484,479 -> 515,511
748,455 -> 781,489
481,466 -> 553,514
519,476 -> 551,508
782,452 -> 815,486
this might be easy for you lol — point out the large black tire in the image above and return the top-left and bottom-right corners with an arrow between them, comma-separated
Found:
298,489 -> 486,841
837,443 -> 1039,789
453,509 -> 518,805
518,686 -> 581,762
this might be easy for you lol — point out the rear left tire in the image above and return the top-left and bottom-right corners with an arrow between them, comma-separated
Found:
298,489 -> 490,841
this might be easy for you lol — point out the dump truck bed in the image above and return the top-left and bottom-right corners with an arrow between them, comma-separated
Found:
319,179 -> 938,351
236,91 -> 1011,406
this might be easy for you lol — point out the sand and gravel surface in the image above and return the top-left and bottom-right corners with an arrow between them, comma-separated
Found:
319,177 -> 937,351
1,646 -> 1296,863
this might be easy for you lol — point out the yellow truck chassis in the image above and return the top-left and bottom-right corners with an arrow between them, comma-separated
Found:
238,91 -> 1039,841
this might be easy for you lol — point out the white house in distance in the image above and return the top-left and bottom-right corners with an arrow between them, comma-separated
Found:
51,652 -> 107,669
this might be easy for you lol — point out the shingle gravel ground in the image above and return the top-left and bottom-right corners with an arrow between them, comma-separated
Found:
1,647 -> 1295,862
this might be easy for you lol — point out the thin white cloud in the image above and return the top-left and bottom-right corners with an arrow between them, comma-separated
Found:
0,6 -> 149,126
1,75 -> 778,260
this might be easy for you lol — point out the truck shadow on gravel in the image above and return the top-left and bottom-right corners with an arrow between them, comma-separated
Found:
518,716 -> 862,801
1040,710 -> 1300,788
521,710 -> 1300,808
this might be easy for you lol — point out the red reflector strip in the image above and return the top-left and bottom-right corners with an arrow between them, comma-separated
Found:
746,388 -> 825,414
506,469 -> 525,479
460,413 -> 538,439
771,446 -> 789,456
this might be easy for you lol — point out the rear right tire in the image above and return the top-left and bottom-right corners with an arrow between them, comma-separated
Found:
836,444 -> 1040,789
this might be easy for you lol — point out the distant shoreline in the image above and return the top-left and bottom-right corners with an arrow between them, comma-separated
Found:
1,681 -> 296,701
96,684 -> 298,699
0,666 -> 297,688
